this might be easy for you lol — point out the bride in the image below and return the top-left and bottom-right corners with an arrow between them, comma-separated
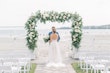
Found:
46,26 -> 65,67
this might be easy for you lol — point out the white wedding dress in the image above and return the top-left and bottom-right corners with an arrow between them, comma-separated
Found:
46,39 -> 65,67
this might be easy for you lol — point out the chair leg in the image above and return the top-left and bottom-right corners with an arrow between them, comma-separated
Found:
94,69 -> 96,73
86,63 -> 88,73
91,68 -> 93,73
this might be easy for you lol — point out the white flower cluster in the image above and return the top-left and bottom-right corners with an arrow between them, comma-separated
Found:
40,11 -> 72,21
74,28 -> 81,33
28,32 -> 35,40
72,33 -> 79,42
29,24 -> 35,29
73,36 -> 77,41
40,11 -> 47,19
73,21 -> 82,33
72,20 -> 82,43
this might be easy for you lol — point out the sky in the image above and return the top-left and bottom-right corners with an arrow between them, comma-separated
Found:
0,0 -> 110,28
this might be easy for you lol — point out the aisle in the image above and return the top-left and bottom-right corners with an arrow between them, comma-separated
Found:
32,56 -> 76,73
32,52 -> 76,73
35,64 -> 76,73
33,40 -> 76,73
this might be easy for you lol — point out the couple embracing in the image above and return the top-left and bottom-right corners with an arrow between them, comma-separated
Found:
46,26 -> 65,67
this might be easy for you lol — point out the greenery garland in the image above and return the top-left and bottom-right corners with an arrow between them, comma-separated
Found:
25,10 -> 83,51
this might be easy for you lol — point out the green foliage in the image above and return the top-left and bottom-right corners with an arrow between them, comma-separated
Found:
25,10 -> 83,51
43,36 -> 50,43
72,62 -> 94,73
21,63 -> 36,73
29,63 -> 36,73
72,62 -> 84,73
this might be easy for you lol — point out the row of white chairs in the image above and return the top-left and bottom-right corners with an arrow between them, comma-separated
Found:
0,58 -> 31,73
0,51 -> 35,73
76,52 -> 110,73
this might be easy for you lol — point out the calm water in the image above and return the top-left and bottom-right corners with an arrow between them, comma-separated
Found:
0,26 -> 110,37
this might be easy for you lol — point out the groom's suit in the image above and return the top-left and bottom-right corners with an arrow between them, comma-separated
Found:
48,32 -> 60,42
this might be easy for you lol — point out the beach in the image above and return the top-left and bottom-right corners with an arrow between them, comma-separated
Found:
0,28 -> 110,51
0,28 -> 110,62
0,28 -> 110,66
0,28 -> 110,53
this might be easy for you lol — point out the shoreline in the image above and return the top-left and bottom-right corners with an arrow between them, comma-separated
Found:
0,34 -> 110,52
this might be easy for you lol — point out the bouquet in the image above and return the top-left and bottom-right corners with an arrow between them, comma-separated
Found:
43,36 -> 50,43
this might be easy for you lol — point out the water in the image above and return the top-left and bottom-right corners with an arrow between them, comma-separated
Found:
0,26 -> 110,38
0,27 -> 26,37
83,29 -> 110,35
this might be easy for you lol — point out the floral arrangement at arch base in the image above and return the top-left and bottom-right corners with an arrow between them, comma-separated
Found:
25,10 -> 83,51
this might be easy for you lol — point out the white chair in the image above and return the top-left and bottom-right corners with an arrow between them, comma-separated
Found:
18,58 -> 31,73
0,66 -> 20,73
2,59 -> 19,67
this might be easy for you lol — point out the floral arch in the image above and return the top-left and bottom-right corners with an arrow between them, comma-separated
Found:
25,10 -> 83,51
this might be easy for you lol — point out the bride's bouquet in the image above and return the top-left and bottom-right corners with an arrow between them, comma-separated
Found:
43,36 -> 50,43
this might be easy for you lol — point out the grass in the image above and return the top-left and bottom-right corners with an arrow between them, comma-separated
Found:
29,63 -> 36,73
72,62 -> 84,73
72,62 -> 92,73
21,63 -> 36,73
72,62 -> 102,73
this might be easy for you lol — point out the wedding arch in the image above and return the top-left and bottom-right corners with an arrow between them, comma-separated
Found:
25,10 -> 83,51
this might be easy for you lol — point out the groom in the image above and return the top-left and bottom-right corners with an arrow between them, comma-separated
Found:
48,26 -> 60,42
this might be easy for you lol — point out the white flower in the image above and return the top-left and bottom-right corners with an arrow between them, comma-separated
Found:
44,13 -> 49,17
52,15 -> 54,17
74,29 -> 81,33
40,11 -> 44,14
30,29 -> 34,31
32,35 -> 35,37
73,38 -> 77,41
28,34 -> 32,37
30,32 -> 34,34
50,16 -> 52,19
79,22 -> 82,25
34,37 -> 37,40
73,36 -> 77,41
56,16 -> 59,19
53,16 -> 56,20
43,15 -> 46,19
28,32 -> 34,37
42,12 -> 48,19
61,13 -> 63,16
30,36 -> 33,40
29,24 -> 35,29
63,16 -> 66,19
73,36 -> 76,39
68,14 -> 71,17
29,39 -> 32,42
74,26 -> 80,29
74,29 -> 78,32
75,34 -> 78,37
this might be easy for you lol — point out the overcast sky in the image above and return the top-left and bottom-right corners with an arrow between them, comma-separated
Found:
0,0 -> 110,28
